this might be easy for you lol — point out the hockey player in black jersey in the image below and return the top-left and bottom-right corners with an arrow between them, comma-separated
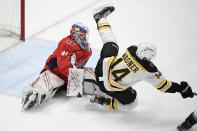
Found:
90,4 -> 194,111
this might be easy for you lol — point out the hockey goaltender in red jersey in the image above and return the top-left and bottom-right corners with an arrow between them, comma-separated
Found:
42,25 -> 92,83
21,22 -> 92,110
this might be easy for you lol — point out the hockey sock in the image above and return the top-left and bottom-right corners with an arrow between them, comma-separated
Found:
97,18 -> 117,44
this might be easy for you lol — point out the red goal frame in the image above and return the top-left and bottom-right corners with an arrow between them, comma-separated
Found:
20,0 -> 25,41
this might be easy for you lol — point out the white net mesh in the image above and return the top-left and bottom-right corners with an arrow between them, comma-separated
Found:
0,0 -> 21,37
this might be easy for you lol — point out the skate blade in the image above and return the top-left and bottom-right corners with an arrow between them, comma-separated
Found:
176,125 -> 183,131
92,3 -> 115,15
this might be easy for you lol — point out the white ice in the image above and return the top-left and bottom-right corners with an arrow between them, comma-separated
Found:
0,0 -> 197,131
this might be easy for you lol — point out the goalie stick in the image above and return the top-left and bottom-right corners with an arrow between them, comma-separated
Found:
70,71 -> 81,88
67,68 -> 84,96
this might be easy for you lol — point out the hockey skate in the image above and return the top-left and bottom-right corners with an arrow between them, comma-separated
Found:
90,95 -> 111,105
22,91 -> 40,110
177,121 -> 192,131
22,87 -> 59,110
93,4 -> 115,23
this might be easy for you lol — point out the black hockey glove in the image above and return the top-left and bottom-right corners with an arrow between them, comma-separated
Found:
179,81 -> 194,99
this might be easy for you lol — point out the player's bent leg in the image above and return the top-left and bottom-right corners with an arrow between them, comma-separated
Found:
93,5 -> 117,45
114,98 -> 138,111
105,87 -> 137,105
108,87 -> 138,111
100,42 -> 119,58
22,70 -> 65,110
97,18 -> 117,44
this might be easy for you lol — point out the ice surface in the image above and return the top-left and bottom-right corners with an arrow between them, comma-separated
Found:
0,0 -> 197,131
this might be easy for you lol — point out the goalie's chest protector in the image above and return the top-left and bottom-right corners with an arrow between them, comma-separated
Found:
102,46 -> 158,91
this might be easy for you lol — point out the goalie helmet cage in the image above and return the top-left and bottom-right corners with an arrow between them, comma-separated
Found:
0,0 -> 25,41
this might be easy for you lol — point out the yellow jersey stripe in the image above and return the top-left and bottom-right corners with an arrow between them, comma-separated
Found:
98,22 -> 110,27
99,26 -> 112,31
114,99 -> 118,110
106,57 -> 128,91
160,80 -> 171,92
106,57 -> 116,91
111,81 -> 128,90
155,79 -> 166,88
111,57 -> 118,66
109,98 -> 112,110
126,50 -> 147,71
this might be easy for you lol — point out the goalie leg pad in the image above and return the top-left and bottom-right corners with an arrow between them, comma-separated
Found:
32,70 -> 65,93
22,70 -> 64,110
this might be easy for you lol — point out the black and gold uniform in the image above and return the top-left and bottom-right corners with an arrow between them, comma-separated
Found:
95,44 -> 192,106
93,5 -> 193,110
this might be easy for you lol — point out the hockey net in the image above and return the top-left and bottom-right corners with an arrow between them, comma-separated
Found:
0,0 -> 25,40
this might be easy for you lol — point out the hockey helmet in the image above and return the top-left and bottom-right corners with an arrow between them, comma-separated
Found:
136,43 -> 157,61
70,22 -> 89,50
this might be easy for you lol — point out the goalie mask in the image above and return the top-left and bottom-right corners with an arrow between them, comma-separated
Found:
136,43 -> 157,61
70,22 -> 89,50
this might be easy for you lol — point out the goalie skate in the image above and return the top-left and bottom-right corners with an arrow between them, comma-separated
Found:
22,91 -> 39,110
93,4 -> 115,23
22,87 -> 59,110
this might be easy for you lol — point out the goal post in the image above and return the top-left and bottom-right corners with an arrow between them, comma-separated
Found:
0,0 -> 25,41
20,0 -> 25,41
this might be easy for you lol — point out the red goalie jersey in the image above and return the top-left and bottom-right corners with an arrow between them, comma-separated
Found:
42,35 -> 92,83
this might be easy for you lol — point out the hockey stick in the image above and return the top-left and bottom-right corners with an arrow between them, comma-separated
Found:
193,92 -> 197,96
67,69 -> 84,96
70,71 -> 81,88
